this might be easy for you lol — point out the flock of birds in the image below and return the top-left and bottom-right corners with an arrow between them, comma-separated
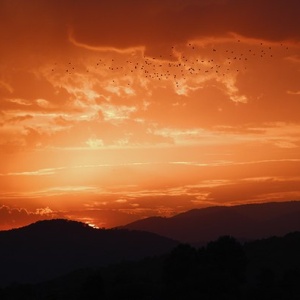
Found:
50,40 -> 290,89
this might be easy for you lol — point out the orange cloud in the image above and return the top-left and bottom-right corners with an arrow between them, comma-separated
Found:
1,0 -> 300,230
0,205 -> 59,231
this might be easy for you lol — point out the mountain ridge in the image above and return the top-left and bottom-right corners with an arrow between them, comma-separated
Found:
124,201 -> 300,244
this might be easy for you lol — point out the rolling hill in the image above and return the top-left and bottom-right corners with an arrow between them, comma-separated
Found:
0,219 -> 178,286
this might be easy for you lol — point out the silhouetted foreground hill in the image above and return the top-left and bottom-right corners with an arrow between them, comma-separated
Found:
124,201 -> 300,244
0,219 -> 178,286
1,232 -> 300,299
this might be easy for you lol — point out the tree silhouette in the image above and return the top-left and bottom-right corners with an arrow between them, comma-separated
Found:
206,236 -> 247,284
162,243 -> 200,299
162,237 -> 247,299
281,268 -> 300,300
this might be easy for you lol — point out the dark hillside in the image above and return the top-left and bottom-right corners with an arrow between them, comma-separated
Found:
0,219 -> 178,286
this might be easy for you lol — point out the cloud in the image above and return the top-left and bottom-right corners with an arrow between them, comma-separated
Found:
6,114 -> 33,124
1,0 -> 299,229
1,22 -> 299,154
1,158 -> 300,229
0,205 -> 57,230
287,90 -> 300,95
0,80 -> 13,93
207,177 -> 300,205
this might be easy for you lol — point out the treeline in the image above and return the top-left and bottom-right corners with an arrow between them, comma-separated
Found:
1,234 -> 300,299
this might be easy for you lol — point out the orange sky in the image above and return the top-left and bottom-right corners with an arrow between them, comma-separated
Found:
1,0 -> 300,230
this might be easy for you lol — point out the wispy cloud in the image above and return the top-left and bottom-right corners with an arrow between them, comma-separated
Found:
0,168 -> 60,177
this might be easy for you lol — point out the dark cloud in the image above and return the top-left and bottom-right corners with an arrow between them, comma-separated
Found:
0,0 -> 69,59
69,0 -> 300,56
1,0 -> 299,59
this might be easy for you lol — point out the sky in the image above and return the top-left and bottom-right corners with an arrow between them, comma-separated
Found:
1,0 -> 300,230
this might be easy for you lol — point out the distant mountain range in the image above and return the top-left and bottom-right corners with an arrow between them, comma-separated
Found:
124,201 -> 300,244
0,219 -> 177,286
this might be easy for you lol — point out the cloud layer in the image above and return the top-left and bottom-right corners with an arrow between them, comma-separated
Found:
1,0 -> 300,230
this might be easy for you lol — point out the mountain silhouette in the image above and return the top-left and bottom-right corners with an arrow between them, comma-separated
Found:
124,201 -> 300,244
0,219 -> 178,287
